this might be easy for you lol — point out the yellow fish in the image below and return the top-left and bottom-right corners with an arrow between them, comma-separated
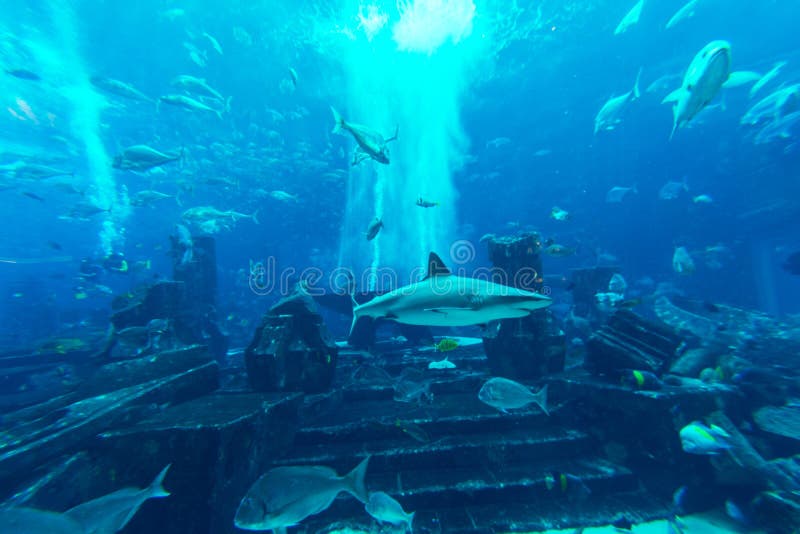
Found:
434,338 -> 459,352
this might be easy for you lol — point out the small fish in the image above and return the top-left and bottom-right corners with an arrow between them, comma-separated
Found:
750,61 -> 788,98
47,241 -> 62,250
113,145 -> 182,171
478,377 -> 549,415
692,194 -> 713,204
5,68 -> 41,81
672,246 -> 695,275
620,369 -> 662,390
90,75 -> 152,102
614,0 -> 644,35
434,338 -> 459,352
594,70 -> 641,133
159,94 -> 224,119
544,244 -> 576,257
679,421 -> 731,455
395,420 -> 430,443
659,179 -> 689,200
550,206 -> 570,221
22,191 -> 45,202
428,357 -> 456,370
416,196 -> 439,208
203,32 -> 223,55
605,185 -> 637,203
365,491 -> 415,531
725,499 -> 749,526
665,0 -> 699,30
608,273 -> 627,293
365,217 -> 383,241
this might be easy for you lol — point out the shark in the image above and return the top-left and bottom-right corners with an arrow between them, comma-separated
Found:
351,252 -> 552,334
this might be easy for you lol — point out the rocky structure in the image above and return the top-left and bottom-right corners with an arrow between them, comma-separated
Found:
245,288 -> 338,393
585,310 -> 683,376
482,233 -> 566,379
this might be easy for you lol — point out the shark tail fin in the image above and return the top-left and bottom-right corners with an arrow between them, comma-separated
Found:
331,106 -> 345,134
344,456 -> 370,503
348,287 -> 362,338
669,118 -> 678,141
632,67 -> 642,100
533,384 -> 549,416
251,210 -> 260,225
149,464 -> 171,498
387,124 -> 399,143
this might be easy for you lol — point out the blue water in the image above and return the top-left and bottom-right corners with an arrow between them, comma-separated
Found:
1,0 -> 799,349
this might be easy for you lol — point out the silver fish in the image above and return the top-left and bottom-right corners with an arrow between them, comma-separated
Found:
234,457 -> 370,531
478,377 -> 549,415
365,491 -> 415,531
331,107 -> 397,165
65,464 -> 170,534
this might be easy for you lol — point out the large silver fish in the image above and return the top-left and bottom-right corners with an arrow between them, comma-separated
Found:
331,107 -> 397,165
663,40 -> 731,138
65,464 -> 171,534
478,377 -> 549,415
234,457 -> 370,532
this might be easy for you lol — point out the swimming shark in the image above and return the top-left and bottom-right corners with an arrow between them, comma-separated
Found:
351,252 -> 552,334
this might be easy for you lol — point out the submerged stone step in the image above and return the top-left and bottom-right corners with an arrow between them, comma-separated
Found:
275,426 -> 590,474
305,486 -> 667,534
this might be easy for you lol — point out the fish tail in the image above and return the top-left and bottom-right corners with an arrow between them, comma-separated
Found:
251,210 -> 260,225
175,191 -> 183,207
669,119 -> 678,141
533,384 -> 549,416
406,511 -> 416,532
225,96 -> 232,113
149,464 -> 171,498
331,106 -> 344,134
345,455 -> 370,503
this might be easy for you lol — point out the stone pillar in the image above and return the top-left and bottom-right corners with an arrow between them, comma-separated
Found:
245,290 -> 338,393
482,232 -> 565,379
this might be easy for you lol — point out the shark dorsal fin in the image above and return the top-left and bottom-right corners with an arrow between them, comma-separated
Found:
424,252 -> 451,280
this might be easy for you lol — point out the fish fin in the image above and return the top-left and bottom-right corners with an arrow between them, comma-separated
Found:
423,252 -> 451,280
533,384 -> 550,416
406,511 -> 415,532
149,464 -> 171,498
345,456 -> 370,503
669,117 -> 678,141
331,106 -> 344,134
225,96 -> 232,113
251,210 -> 260,224
386,124 -> 399,143
175,191 -> 183,207
662,88 -> 682,104
632,67 -> 642,100
349,304 -> 361,339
